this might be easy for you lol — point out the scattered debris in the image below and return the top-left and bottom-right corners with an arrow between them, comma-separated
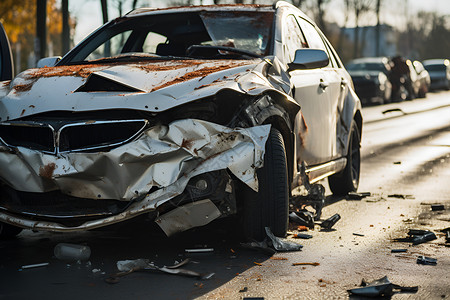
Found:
395,229 -> 437,245
253,262 -> 262,266
388,194 -> 415,199
106,258 -> 206,284
292,233 -> 313,239
353,233 -> 365,237
382,108 -> 405,115
239,287 -> 248,293
320,214 -> 341,230
20,262 -> 49,270
393,161 -> 402,164
348,276 -> 418,297
241,227 -> 303,255
431,204 -> 445,211
296,226 -> 309,231
241,240 -> 276,256
270,257 -> 288,261
292,262 -> 320,266
185,248 -> 214,253
347,191 -> 371,200
391,249 -> 407,253
442,228 -> 450,243
290,163 -> 326,220
54,243 -> 91,261
411,230 -> 437,245
194,283 -> 204,289
265,227 -> 303,251
417,255 -> 437,265
289,211 -> 314,229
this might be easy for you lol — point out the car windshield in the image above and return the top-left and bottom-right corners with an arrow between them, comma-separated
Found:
63,10 -> 274,64
424,64 -> 446,72
346,63 -> 386,72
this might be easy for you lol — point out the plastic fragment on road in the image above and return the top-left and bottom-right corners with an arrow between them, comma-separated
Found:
348,276 -> 418,297
391,249 -> 407,253
388,194 -> 415,199
20,262 -> 49,270
417,255 -> 437,265
431,204 -> 445,211
347,192 -> 371,200
395,229 -> 437,245
289,211 -> 314,229
411,231 -> 437,245
320,214 -> 341,230
54,243 -> 91,261
106,258 -> 204,284
265,227 -> 303,252
185,248 -> 214,253
353,233 -> 364,237
292,233 -> 313,239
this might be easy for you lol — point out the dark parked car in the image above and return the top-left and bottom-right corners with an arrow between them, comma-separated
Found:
423,59 -> 450,90
346,57 -> 392,105
0,2 -> 362,241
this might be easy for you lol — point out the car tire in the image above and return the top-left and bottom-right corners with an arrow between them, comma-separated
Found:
0,222 -> 22,239
328,122 -> 360,196
241,128 -> 289,241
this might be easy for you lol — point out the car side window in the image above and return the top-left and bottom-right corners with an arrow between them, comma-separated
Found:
283,14 -> 307,64
297,18 -> 332,68
142,32 -> 167,54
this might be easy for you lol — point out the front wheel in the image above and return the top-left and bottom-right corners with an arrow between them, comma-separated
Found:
329,122 -> 360,195
241,128 -> 289,241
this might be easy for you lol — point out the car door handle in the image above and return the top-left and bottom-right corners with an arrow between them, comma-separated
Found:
319,79 -> 329,89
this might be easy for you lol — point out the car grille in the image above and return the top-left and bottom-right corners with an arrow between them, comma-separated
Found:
0,186 -> 131,226
0,119 -> 148,154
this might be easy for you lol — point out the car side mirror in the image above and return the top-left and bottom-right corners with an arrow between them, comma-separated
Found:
37,56 -> 62,68
288,49 -> 329,71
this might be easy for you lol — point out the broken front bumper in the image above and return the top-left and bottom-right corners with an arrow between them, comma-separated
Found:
0,119 -> 270,234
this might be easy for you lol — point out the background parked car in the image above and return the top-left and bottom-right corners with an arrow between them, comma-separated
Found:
412,60 -> 431,98
423,59 -> 450,90
346,57 -> 392,105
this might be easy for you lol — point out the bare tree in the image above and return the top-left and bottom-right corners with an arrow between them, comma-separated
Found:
375,0 -> 381,56
350,0 -> 374,58
62,0 -> 70,54
36,0 -> 47,61
337,0 -> 351,54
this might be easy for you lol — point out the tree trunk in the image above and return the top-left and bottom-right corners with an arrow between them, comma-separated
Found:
36,0 -> 47,63
100,0 -> 110,57
62,0 -> 70,54
353,11 -> 359,58
375,0 -> 381,56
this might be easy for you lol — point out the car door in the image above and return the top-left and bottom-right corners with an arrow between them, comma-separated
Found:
289,17 -> 341,166
0,22 -> 13,81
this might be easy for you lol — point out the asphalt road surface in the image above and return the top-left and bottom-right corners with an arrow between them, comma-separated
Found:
1,90 -> 449,300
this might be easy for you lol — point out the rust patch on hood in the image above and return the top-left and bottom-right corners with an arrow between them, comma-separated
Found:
152,63 -> 244,92
24,65 -> 101,80
39,163 -> 56,179
137,60 -> 204,73
13,82 -> 36,93
1,80 -> 11,87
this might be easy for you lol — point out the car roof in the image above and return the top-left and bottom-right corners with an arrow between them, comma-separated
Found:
125,4 -> 275,18
422,59 -> 450,66
348,57 -> 389,64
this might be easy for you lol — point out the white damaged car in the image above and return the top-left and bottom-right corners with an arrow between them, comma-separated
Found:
0,2 -> 362,240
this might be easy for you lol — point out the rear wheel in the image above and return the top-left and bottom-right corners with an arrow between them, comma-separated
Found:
0,222 -> 22,239
329,122 -> 360,195
241,128 -> 289,241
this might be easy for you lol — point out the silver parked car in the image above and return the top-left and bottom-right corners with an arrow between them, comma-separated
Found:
0,2 -> 362,240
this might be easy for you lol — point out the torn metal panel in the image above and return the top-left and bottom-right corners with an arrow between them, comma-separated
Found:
0,120 -> 269,231
155,199 -> 222,236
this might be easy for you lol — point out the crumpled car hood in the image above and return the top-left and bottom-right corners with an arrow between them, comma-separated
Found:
0,59 -> 278,121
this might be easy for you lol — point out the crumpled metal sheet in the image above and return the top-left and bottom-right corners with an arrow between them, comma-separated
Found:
0,119 -> 270,202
